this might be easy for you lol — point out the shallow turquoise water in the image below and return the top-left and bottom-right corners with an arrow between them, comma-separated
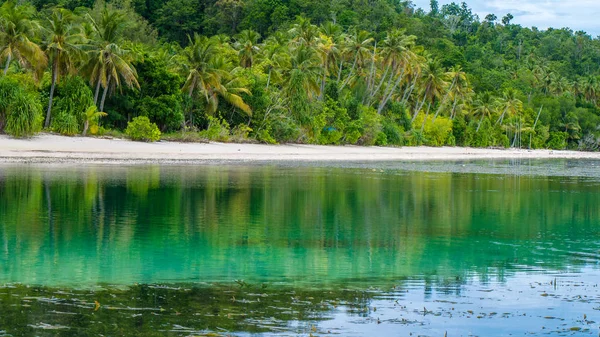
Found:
0,161 -> 599,336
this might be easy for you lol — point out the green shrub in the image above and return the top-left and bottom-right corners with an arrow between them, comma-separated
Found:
51,112 -> 79,136
5,91 -> 43,138
52,76 -> 94,130
199,116 -> 231,142
125,116 -> 161,142
413,114 -> 453,146
231,124 -> 253,142
382,119 -> 404,146
547,131 -> 568,150
356,105 -> 382,145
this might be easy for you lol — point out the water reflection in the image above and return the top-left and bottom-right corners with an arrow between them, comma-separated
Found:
1,163 -> 600,336
1,164 -> 600,287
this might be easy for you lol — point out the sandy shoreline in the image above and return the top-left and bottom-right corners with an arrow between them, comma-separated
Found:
1,134 -> 600,164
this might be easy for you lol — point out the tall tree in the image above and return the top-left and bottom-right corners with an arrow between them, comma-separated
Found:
182,34 -> 251,123
0,1 -> 47,77
83,7 -> 139,113
43,8 -> 82,128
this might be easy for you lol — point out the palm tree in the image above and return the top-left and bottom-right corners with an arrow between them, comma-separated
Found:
260,32 -> 289,90
182,34 -> 251,122
0,1 -> 47,77
82,105 -> 106,136
434,65 -> 469,120
412,57 -> 447,124
316,33 -> 339,100
339,29 -> 373,91
234,29 -> 260,68
284,44 -> 321,121
288,17 -> 319,47
472,91 -> 496,132
374,30 -> 417,113
496,88 -> 523,125
82,8 -> 139,112
43,8 -> 83,128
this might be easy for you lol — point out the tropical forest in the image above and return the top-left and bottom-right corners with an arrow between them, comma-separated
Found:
2,0 -> 600,150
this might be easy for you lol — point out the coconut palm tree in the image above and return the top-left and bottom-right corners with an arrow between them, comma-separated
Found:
472,91 -> 496,132
339,29 -> 373,91
43,8 -> 83,128
412,57 -> 447,124
234,29 -> 260,68
82,7 -> 139,112
496,88 -> 523,125
374,30 -> 417,113
181,34 -> 251,120
316,33 -> 339,100
82,105 -> 106,136
0,1 -> 47,77
284,44 -> 321,121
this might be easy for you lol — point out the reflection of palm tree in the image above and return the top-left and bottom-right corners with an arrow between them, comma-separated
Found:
43,8 -> 83,128
0,1 -> 47,77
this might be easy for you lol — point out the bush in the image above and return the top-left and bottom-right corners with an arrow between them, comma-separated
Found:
125,116 -> 161,142
413,114 -> 453,146
53,76 -> 94,130
547,131 -> 567,150
199,116 -> 230,141
5,91 -> 43,138
51,112 -> 79,136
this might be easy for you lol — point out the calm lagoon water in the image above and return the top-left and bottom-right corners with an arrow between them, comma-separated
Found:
0,160 -> 599,336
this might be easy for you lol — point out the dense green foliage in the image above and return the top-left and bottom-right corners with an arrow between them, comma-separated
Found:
2,0 -> 600,149
125,115 -> 161,141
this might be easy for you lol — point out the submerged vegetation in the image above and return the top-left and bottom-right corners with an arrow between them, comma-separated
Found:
1,0 -> 600,149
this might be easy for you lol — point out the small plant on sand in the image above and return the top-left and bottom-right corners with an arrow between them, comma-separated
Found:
125,116 -> 161,142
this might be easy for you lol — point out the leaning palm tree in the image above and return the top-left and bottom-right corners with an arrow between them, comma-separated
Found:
412,57 -> 447,124
182,34 -> 251,122
496,88 -> 523,125
0,0 -> 47,77
43,8 -> 83,128
472,91 -> 496,132
338,29 -> 373,91
82,8 -> 139,112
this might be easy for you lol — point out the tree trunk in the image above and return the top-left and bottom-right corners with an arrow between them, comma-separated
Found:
94,79 -> 101,106
476,113 -> 485,132
368,64 -> 391,104
3,54 -> 11,75
339,54 -> 358,91
266,68 -> 272,90
377,69 -> 404,115
83,120 -> 89,136
420,102 -> 432,132
412,93 -> 428,123
99,75 -> 111,113
45,63 -> 58,129
337,59 -> 344,83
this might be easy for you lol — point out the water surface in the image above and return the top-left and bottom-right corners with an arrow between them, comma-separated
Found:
0,161 -> 599,336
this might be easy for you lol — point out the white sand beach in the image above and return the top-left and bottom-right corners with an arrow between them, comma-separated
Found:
1,133 -> 600,164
